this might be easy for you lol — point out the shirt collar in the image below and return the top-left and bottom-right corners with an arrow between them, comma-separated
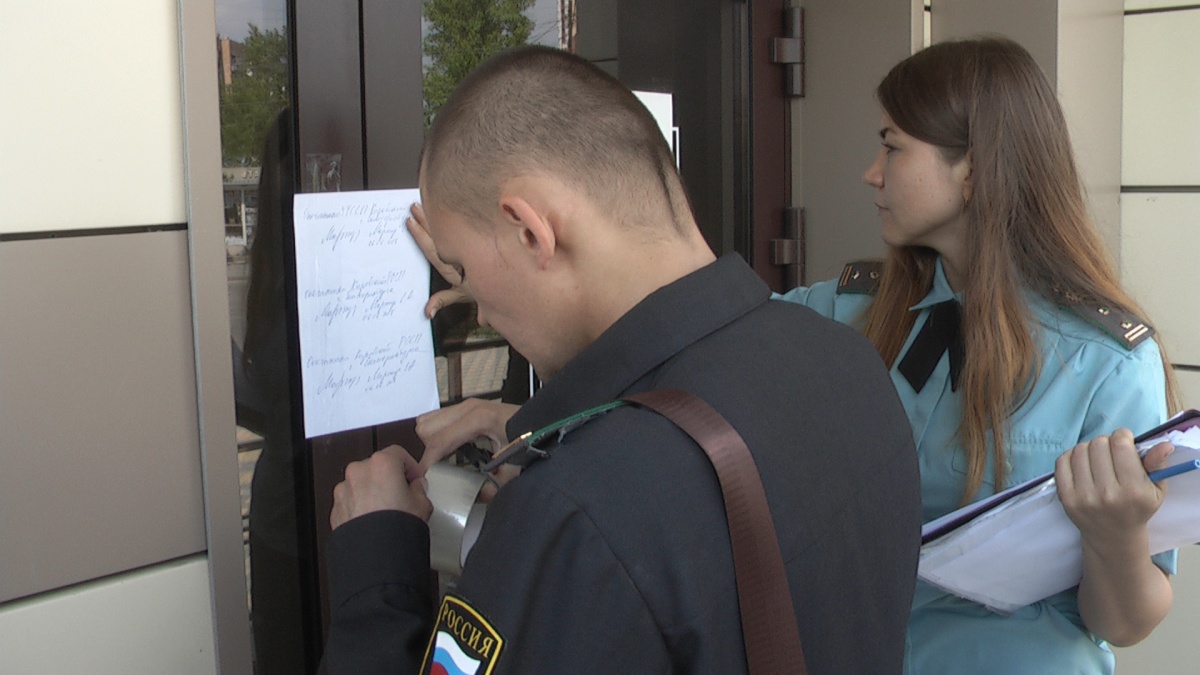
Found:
905,258 -> 1067,330
909,257 -> 961,311
507,254 -> 769,438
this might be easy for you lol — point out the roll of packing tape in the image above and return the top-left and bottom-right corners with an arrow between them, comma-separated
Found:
425,462 -> 489,576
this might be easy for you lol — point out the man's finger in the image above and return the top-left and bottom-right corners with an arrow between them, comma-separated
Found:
407,206 -> 461,283
425,288 -> 468,319
378,444 -> 424,482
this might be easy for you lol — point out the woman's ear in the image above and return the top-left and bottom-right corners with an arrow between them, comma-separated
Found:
958,150 -> 974,204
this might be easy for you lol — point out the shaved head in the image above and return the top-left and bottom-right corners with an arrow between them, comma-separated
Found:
421,46 -> 690,234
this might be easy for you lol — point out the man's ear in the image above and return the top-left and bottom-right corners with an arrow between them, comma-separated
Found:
498,193 -> 557,269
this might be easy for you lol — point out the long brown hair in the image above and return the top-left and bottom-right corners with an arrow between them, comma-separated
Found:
861,37 -> 1180,503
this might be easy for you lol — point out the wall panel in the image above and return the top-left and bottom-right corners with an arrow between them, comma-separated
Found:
1123,9 -> 1200,186
1113,5 -> 1200,671
1125,0 -> 1200,12
798,0 -> 919,284
0,557 -> 216,675
0,230 -> 206,603
1120,194 -> 1200,366
930,0 -> 1059,80
0,0 -> 186,233
1178,369 -> 1200,410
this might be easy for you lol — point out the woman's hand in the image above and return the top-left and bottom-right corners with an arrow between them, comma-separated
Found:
1056,429 -> 1174,646
1056,429 -> 1172,543
408,202 -> 472,319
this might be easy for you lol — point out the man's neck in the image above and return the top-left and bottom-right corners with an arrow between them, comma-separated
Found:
578,234 -> 716,343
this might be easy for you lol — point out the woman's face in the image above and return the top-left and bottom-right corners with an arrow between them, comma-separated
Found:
863,111 -> 971,258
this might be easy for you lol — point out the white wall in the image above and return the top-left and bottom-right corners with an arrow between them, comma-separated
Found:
1111,2 -> 1200,671
0,558 -> 217,675
0,0 -> 187,232
0,0 -> 219,672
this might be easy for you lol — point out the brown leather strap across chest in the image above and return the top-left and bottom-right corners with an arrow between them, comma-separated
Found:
623,389 -> 808,675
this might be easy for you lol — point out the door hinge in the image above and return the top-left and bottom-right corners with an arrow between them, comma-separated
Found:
770,207 -> 805,288
769,4 -> 804,98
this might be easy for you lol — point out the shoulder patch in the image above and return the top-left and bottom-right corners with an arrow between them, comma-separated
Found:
422,594 -> 505,675
836,260 -> 883,295
1064,302 -> 1155,350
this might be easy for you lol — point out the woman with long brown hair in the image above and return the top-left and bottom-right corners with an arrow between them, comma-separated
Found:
779,37 -> 1178,672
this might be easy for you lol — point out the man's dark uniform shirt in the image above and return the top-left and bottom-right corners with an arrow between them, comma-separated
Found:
323,255 -> 921,674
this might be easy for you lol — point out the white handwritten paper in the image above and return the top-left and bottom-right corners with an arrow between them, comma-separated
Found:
293,189 -> 439,438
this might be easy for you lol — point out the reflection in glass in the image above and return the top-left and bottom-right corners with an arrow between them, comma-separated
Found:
217,1 -> 302,673
238,110 -> 306,675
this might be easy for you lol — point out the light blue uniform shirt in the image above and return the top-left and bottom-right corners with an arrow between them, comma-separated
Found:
777,260 -> 1174,674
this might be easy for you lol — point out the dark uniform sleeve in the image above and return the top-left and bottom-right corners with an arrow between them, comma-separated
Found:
447,476 -> 671,674
321,510 -> 436,675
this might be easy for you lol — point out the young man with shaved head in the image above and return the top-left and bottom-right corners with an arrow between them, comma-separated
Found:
321,46 -> 920,674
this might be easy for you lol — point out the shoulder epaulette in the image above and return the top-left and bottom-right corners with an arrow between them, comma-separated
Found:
836,260 -> 883,295
1064,301 -> 1155,350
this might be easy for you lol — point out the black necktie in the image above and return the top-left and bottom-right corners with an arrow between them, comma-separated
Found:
897,300 -> 963,393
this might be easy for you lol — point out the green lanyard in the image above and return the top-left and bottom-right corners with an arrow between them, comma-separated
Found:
480,400 -> 628,472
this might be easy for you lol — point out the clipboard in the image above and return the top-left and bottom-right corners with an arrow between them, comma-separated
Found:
921,409 -> 1200,545
918,409 -> 1200,614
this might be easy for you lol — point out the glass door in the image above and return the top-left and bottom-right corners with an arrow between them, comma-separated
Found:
215,1 -> 781,670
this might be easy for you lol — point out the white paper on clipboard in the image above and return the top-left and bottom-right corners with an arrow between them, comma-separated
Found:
919,419 -> 1200,614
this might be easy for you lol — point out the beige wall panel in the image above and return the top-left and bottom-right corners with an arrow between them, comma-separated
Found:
798,0 -> 919,284
1125,0 -> 1196,10
1123,9 -> 1200,186
930,0 -> 1060,79
0,231 -> 206,602
1114,544 -> 1200,674
0,557 -> 216,675
1120,194 -> 1200,366
1058,0 -> 1125,260
0,0 -> 186,233
1177,369 -> 1200,410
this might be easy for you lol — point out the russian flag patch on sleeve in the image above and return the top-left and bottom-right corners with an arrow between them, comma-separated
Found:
422,594 -> 504,675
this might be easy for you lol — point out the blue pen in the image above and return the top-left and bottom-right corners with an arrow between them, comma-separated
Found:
1148,459 -> 1200,483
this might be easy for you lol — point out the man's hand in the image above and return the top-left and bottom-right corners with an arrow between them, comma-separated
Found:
408,202 -> 471,319
417,398 -> 522,500
416,397 -> 520,469
330,445 -> 433,529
